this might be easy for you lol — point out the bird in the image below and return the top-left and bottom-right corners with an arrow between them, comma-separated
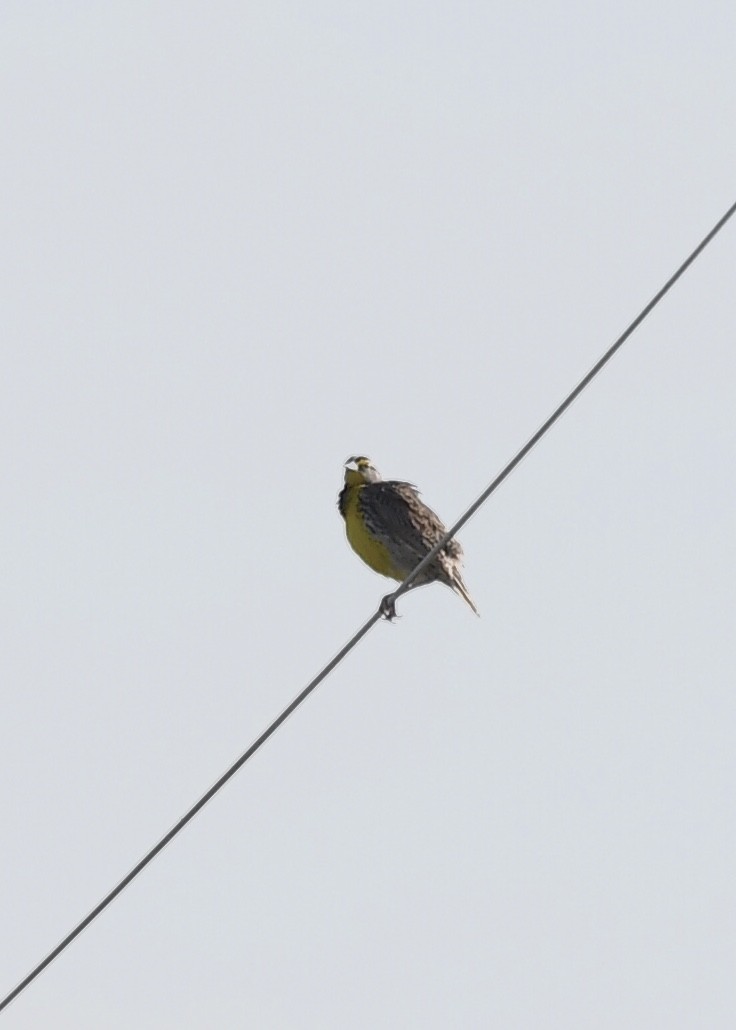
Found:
338,456 -> 479,619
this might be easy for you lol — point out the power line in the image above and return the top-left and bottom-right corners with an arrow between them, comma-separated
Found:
2,198 -> 735,1014
387,198 -> 736,610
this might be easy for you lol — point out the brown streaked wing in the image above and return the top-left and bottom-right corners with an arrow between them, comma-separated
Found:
359,480 -> 451,565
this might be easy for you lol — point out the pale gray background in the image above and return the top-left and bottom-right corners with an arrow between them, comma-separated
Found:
2,2 -> 735,1027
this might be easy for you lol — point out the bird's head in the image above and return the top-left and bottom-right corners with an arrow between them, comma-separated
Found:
344,455 -> 382,485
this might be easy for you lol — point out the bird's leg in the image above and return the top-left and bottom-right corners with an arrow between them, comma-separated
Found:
380,580 -> 424,620
379,592 -> 399,621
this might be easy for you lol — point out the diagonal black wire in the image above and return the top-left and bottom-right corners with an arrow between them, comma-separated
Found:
0,612 -> 385,1014
2,198 -> 735,1014
384,198 -> 736,611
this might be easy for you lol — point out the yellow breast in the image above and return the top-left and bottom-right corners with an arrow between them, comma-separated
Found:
342,485 -> 402,581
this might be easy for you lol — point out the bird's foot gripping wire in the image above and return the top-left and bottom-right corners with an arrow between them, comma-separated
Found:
379,592 -> 399,621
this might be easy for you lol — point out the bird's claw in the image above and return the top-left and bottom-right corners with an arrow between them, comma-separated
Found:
380,593 -> 399,621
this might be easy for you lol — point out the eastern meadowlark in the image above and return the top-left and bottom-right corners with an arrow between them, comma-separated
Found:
338,456 -> 479,618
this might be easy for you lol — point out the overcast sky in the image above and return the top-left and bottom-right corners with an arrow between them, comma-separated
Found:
2,2 -> 735,1027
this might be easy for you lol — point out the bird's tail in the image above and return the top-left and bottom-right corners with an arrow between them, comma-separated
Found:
451,573 -> 480,616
